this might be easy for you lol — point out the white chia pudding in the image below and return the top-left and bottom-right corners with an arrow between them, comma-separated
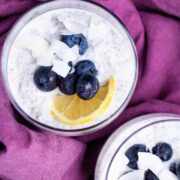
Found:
104,117 -> 180,180
7,8 -> 137,130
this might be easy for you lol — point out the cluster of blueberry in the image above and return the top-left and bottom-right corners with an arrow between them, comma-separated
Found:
34,34 -> 100,100
60,60 -> 99,100
125,142 -> 180,179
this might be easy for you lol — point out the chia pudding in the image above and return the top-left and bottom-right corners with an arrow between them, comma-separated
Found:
95,114 -> 180,180
2,1 -> 137,133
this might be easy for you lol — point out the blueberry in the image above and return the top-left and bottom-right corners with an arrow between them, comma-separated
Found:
76,74 -> 99,100
144,169 -> 159,180
176,163 -> 180,179
68,61 -> 73,68
169,162 -> 180,178
170,162 -> 177,175
75,60 -> 97,76
34,66 -> 58,92
61,35 -> 76,48
78,35 -> 88,55
152,142 -> 173,161
61,34 -> 88,55
125,144 -> 147,169
68,61 -> 74,73
59,73 -> 77,95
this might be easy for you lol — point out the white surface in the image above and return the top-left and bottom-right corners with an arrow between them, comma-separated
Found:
7,8 -> 136,130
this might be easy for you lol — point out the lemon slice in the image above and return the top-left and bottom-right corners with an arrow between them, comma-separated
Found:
51,77 -> 115,126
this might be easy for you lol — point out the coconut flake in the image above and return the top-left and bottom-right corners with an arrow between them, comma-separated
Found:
118,170 -> 144,180
88,22 -> 111,40
20,33 -> 54,66
52,59 -> 71,78
50,39 -> 76,62
71,45 -> 80,59
138,152 -> 164,175
63,20 -> 88,34
20,33 -> 49,60
158,169 -> 178,180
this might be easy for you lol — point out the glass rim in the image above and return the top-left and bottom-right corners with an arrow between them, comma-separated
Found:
1,0 -> 138,136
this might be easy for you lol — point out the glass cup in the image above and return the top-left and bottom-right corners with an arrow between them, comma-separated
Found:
95,113 -> 180,180
1,0 -> 138,136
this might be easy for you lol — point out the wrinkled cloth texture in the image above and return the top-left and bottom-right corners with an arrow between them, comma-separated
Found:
0,0 -> 180,179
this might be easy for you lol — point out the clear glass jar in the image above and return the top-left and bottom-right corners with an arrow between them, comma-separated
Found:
1,0 -> 138,136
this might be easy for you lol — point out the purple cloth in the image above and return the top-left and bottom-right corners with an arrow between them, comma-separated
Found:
0,0 -> 179,179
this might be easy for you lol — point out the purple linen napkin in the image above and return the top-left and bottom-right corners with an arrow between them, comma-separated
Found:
0,0 -> 180,179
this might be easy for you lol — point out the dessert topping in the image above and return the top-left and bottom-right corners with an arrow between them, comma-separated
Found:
52,59 -> 71,78
34,66 -> 58,92
76,74 -> 99,100
74,60 -> 97,76
61,34 -> 88,55
152,142 -> 173,162
138,152 -> 164,175
59,73 -> 77,95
